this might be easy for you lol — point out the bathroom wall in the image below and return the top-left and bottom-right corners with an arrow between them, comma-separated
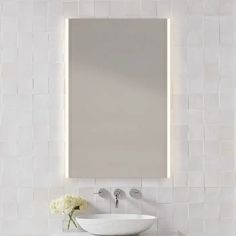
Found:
0,0 -> 235,235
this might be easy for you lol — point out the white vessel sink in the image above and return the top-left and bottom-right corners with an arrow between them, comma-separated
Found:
76,214 -> 156,235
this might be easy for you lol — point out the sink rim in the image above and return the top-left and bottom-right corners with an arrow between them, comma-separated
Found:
76,213 -> 157,220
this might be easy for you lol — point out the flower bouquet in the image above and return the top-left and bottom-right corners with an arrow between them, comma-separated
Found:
50,194 -> 87,231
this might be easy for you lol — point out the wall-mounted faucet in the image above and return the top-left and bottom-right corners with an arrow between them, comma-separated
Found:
114,189 -> 121,208
129,188 -> 142,199
93,188 -> 107,198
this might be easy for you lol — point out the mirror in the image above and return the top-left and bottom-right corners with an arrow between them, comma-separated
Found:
66,19 -> 170,178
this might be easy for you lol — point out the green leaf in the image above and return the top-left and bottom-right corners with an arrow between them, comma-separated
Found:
73,206 -> 80,210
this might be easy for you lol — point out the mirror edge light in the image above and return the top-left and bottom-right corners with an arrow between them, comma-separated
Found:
167,18 -> 171,178
65,18 -> 69,178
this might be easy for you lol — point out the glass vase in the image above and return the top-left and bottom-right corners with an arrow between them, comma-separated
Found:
62,215 -> 84,232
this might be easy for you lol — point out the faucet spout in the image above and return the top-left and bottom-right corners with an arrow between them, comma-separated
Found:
114,189 -> 121,208
115,197 -> 119,208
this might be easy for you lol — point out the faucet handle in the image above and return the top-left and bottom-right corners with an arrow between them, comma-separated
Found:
93,188 -> 107,198
114,188 -> 121,198
129,188 -> 142,199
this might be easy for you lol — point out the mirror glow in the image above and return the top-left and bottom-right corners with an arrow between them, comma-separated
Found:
66,19 -> 170,178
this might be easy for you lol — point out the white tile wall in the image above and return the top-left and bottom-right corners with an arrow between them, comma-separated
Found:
0,0 -> 235,235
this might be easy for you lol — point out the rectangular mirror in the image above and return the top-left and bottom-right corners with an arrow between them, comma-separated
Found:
66,19 -> 170,178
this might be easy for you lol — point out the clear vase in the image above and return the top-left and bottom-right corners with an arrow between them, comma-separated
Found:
62,215 -> 84,232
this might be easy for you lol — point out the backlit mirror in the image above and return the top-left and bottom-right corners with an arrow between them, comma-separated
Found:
65,19 -> 170,178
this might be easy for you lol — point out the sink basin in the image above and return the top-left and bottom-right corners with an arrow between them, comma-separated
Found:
76,214 -> 156,235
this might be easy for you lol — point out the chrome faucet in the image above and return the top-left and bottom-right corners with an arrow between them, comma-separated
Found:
93,188 -> 107,198
114,189 -> 121,208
